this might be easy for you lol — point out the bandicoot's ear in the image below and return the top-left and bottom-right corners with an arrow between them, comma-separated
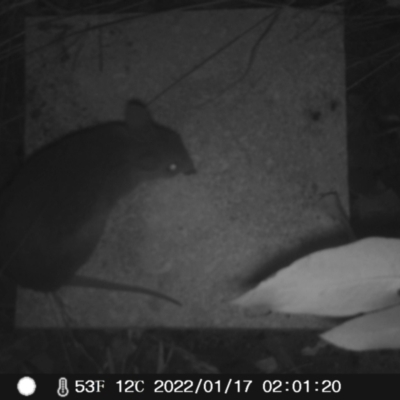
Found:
125,100 -> 153,132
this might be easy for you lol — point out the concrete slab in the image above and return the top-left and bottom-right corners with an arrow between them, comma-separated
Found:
18,7 -> 347,328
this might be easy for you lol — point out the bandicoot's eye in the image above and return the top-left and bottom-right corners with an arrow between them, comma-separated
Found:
168,163 -> 178,172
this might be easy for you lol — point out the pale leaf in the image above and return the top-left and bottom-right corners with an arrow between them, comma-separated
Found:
233,238 -> 400,316
320,304 -> 400,351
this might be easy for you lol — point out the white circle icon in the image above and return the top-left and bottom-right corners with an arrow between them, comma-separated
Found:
17,376 -> 36,396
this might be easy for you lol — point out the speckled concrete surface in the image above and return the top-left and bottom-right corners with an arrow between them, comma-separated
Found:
18,8 -> 347,327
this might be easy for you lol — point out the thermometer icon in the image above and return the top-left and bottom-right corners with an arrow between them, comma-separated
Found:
57,377 -> 69,397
